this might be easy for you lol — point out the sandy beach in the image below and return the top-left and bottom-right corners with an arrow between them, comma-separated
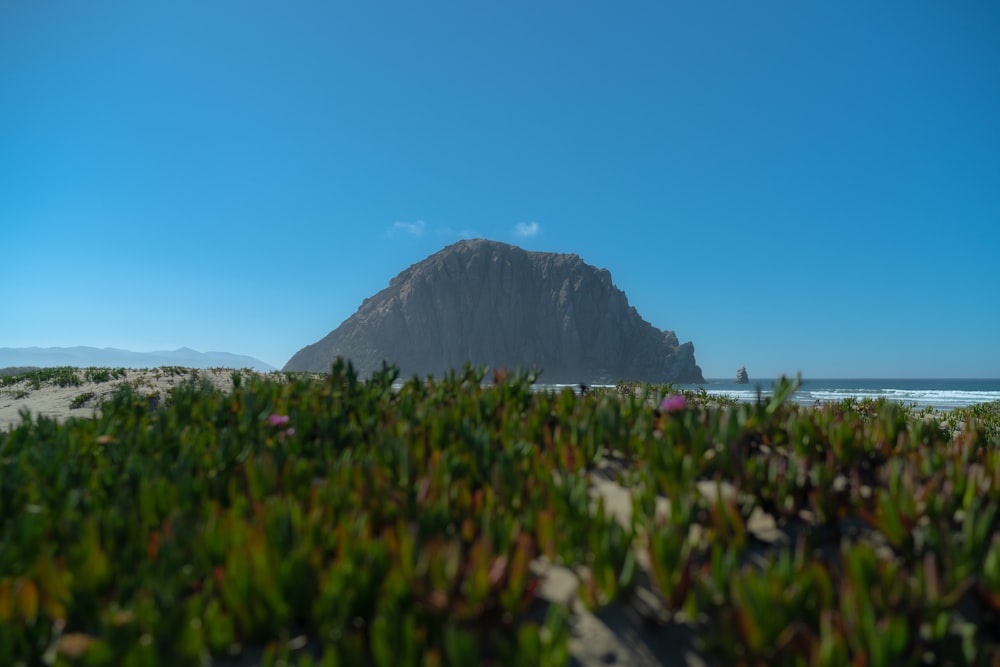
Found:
0,368 -> 262,433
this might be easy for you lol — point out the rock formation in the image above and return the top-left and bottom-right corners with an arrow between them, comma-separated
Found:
284,239 -> 704,384
736,366 -> 749,384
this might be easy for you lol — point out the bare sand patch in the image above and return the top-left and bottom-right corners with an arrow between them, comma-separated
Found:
0,368 -> 273,432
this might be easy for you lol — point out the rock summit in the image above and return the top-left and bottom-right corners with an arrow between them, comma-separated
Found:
284,239 -> 704,384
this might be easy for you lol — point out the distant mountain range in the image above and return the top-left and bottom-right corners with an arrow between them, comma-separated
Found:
0,346 -> 277,371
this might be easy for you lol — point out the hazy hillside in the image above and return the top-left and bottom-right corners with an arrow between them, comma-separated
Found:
0,346 -> 276,371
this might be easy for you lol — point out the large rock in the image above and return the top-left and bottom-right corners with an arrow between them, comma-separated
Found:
284,239 -> 704,384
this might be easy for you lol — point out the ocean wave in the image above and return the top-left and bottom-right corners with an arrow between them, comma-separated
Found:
703,386 -> 1000,409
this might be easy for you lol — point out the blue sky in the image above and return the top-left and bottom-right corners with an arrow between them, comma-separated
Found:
2,2 -> 998,379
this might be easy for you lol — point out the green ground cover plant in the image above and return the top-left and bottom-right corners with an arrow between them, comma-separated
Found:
0,365 -> 998,666
68,392 -> 96,410
83,368 -> 129,384
0,367 -> 83,391
0,367 -> 41,379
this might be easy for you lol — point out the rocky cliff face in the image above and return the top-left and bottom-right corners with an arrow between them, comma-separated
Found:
284,239 -> 704,384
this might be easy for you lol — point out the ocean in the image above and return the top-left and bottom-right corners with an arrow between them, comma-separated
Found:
678,378 -> 1000,411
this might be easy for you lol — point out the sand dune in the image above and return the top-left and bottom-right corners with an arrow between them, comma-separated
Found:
0,368 -> 262,432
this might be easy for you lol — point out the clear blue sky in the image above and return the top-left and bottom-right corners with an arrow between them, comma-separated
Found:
2,2 -> 998,379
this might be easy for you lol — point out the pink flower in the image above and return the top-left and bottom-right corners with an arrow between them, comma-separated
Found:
661,395 -> 687,413
268,414 -> 290,426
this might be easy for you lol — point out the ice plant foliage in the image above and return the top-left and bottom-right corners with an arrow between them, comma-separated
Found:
0,366 -> 998,665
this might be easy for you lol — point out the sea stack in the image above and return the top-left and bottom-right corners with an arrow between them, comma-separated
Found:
736,366 -> 749,384
284,239 -> 704,384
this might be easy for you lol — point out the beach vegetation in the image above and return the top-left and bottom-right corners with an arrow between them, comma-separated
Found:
948,399 -> 1000,440
0,366 -> 83,390
69,391 -> 96,409
0,364 -> 998,665
598,379 -> 739,408
0,366 -> 40,377
83,367 -> 129,383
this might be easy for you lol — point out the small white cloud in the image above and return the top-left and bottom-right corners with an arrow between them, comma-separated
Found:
514,221 -> 541,238
388,220 -> 426,238
437,227 -> 476,240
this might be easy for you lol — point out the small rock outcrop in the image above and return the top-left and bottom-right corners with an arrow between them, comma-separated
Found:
284,239 -> 704,384
736,366 -> 749,384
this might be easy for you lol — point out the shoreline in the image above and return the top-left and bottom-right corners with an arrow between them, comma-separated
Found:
5,369 -> 999,433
